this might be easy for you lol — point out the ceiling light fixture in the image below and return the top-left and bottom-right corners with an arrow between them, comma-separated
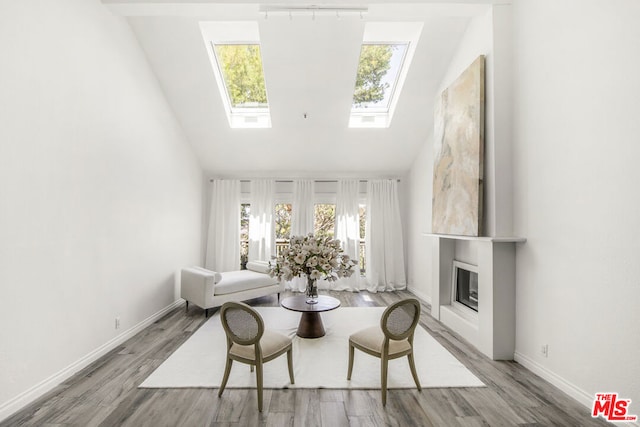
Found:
259,5 -> 368,19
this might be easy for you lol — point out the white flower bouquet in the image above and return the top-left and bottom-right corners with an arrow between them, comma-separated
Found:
269,234 -> 357,283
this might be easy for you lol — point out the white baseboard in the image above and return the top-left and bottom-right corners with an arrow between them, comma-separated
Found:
0,299 -> 184,423
407,287 -> 431,307
514,351 -> 640,427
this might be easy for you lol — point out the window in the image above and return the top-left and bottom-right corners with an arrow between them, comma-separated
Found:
200,22 -> 271,128
272,200 -> 365,274
240,203 -> 250,268
275,203 -> 292,257
314,204 -> 335,238
352,44 -> 408,113
213,44 -> 269,110
349,22 -> 423,128
359,204 -> 366,273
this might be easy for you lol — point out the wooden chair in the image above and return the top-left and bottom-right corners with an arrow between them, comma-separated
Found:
218,301 -> 294,411
347,298 -> 422,405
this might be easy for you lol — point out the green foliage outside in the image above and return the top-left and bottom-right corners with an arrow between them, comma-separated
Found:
240,203 -> 250,266
314,204 -> 335,238
275,203 -> 365,240
352,45 -> 394,107
275,203 -> 292,240
215,44 -> 268,108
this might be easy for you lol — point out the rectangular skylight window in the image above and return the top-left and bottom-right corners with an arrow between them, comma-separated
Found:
352,43 -> 408,112
349,22 -> 423,129
213,44 -> 269,111
200,22 -> 271,128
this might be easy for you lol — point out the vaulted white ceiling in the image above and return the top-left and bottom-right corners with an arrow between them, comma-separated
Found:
104,1 -> 491,176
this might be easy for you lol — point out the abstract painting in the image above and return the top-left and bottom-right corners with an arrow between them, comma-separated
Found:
432,55 -> 485,236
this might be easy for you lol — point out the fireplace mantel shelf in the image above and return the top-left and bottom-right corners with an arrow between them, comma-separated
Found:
423,233 -> 526,243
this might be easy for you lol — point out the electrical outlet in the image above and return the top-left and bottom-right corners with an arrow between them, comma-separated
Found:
115,317 -> 121,330
540,344 -> 548,357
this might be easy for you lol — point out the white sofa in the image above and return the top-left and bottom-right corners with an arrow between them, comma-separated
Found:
181,261 -> 283,317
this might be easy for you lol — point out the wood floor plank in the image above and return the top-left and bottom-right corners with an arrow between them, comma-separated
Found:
269,388 -> 296,413
319,401 -> 349,427
342,389 -> 375,417
385,390 -> 435,427
215,389 -> 249,423
293,389 -> 321,427
1,289 -> 610,427
266,411 -> 294,427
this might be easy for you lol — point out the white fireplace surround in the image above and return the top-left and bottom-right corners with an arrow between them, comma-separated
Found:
425,233 -> 526,360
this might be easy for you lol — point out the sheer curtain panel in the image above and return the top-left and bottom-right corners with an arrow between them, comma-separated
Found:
290,179 -> 315,236
365,180 -> 407,291
289,180 -> 315,291
248,179 -> 275,262
333,179 -> 363,291
205,180 -> 241,272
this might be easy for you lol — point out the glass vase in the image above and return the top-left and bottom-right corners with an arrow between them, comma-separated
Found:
305,276 -> 319,304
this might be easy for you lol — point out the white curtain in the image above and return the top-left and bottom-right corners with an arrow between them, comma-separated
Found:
333,179 -> 363,291
248,179 -> 275,262
205,179 -> 240,272
290,179 -> 315,237
365,179 -> 407,291
288,179 -> 315,291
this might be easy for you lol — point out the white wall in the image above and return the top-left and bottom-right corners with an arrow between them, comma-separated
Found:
0,0 -> 202,418
407,6 -> 500,299
512,0 -> 640,411
407,138 -> 434,302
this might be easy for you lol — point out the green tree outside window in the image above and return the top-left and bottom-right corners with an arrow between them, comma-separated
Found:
215,44 -> 268,108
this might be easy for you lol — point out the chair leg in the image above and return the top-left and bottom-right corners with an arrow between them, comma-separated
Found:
381,354 -> 389,406
205,308 -> 209,318
218,357 -> 233,397
287,348 -> 295,384
347,343 -> 355,380
185,301 -> 189,312
407,352 -> 422,391
256,361 -> 264,412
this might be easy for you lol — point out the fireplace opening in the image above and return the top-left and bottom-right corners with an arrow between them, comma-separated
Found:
452,260 -> 478,312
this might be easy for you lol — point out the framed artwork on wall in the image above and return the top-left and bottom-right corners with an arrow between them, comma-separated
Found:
432,55 -> 485,236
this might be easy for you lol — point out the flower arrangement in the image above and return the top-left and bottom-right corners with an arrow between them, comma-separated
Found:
269,234 -> 357,283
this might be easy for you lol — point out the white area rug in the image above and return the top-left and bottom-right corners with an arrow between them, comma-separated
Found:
140,307 -> 485,389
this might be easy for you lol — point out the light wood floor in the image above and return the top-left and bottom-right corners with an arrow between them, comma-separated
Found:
2,290 -> 609,426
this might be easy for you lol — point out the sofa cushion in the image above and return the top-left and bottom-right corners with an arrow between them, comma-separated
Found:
184,266 -> 222,283
246,260 -> 271,274
214,270 -> 278,296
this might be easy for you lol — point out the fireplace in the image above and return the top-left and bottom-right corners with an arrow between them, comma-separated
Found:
427,234 -> 524,360
452,260 -> 478,313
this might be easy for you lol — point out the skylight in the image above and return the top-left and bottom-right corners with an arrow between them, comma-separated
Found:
213,44 -> 269,111
349,23 -> 423,129
352,43 -> 408,112
200,22 -> 271,128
